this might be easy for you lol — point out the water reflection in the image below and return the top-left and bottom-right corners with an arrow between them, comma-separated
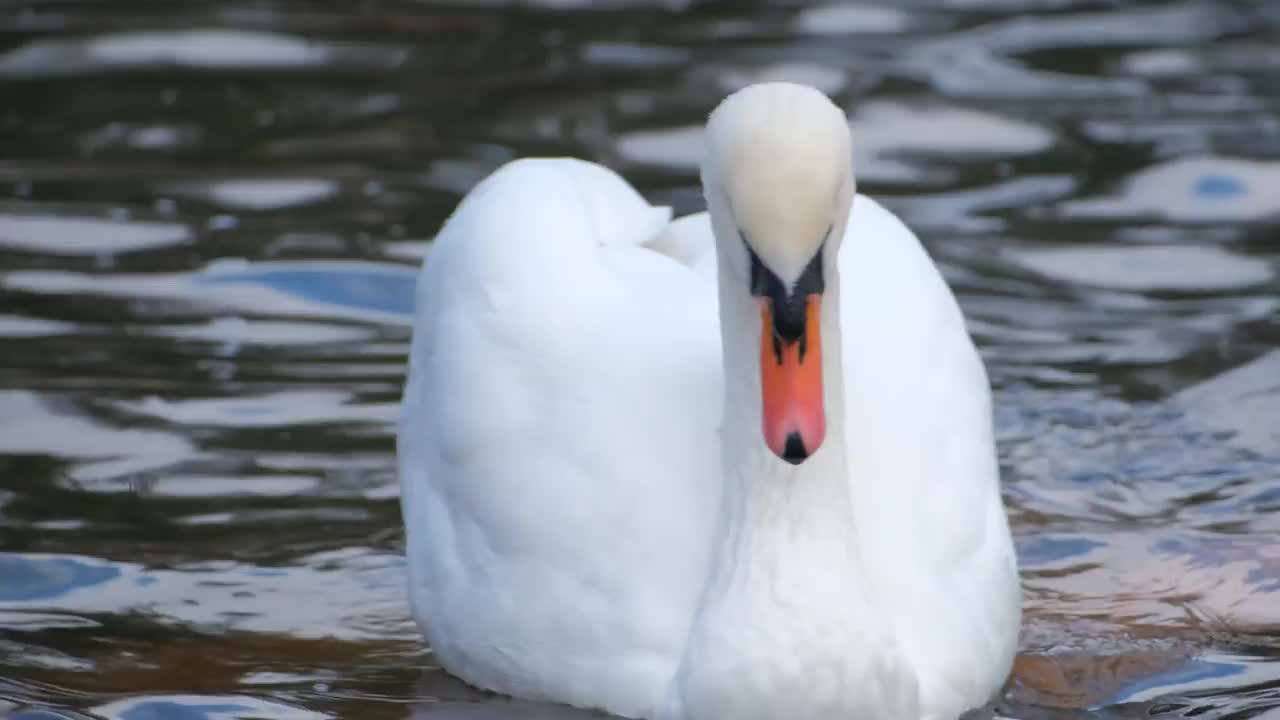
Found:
0,29 -> 408,77
92,695 -> 329,720
163,179 -> 340,212
0,555 -> 121,604
615,100 -> 1056,186
0,215 -> 192,256
0,390 -> 194,485
1057,157 -> 1280,223
1,0 -> 1278,718
1008,246 -> 1273,292
2,260 -> 418,324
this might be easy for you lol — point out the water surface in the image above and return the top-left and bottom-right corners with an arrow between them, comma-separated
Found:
2,1 -> 1279,718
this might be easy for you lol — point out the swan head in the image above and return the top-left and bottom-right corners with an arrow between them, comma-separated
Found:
701,82 -> 855,466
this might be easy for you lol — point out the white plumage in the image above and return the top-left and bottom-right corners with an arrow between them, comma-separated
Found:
398,83 -> 1021,720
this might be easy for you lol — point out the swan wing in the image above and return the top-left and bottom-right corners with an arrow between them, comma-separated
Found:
643,212 -> 718,284
398,158 -> 723,718
838,195 -> 1021,719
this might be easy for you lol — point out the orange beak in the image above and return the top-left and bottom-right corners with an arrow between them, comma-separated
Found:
759,295 -> 825,464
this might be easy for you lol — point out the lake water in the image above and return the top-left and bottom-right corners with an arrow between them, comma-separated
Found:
2,1 -> 1279,718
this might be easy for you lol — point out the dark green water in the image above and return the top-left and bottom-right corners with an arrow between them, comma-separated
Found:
1,1 -> 1279,718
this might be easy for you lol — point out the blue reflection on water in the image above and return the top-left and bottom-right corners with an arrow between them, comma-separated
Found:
93,695 -> 327,720
197,263 -> 417,319
1195,174 -> 1247,198
1111,658 -> 1247,704
0,554 -> 120,602
1247,566 -> 1280,593
114,701 -> 248,720
1016,534 -> 1104,566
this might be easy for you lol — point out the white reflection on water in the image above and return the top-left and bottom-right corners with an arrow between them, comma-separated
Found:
0,315 -> 78,338
791,4 -> 912,35
615,100 -> 1054,185
1058,157 -> 1280,223
889,175 -> 1076,233
149,475 -> 320,498
1176,351 -> 1280,458
92,694 -> 330,720
0,391 -> 194,486
1008,245 -> 1274,292
0,214 -> 191,255
0,29 -> 408,77
118,389 -> 396,428
163,178 -> 340,212
151,318 -> 375,347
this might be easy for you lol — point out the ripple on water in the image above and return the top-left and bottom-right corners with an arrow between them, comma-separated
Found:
1176,351 -> 1280,459
162,179 -> 340,212
578,42 -> 690,69
614,101 -> 1054,185
0,214 -> 192,255
1121,44 -> 1280,79
853,101 -> 1055,157
612,125 -> 700,172
904,1 -> 1241,100
494,0 -> 692,9
91,695 -> 328,720
0,391 -> 193,486
0,550 -> 409,641
1117,652 -> 1280,709
0,260 -> 418,325
382,240 -> 432,263
1021,529 -> 1280,630
1,0 -> 1279,717
0,315 -> 77,338
1121,49 -> 1205,78
852,101 -> 1055,184
791,4 -> 912,35
1057,157 -> 1280,223
0,29 -> 407,77
888,174 -> 1076,233
716,62 -> 849,96
149,475 -> 320,498
1006,245 -> 1275,292
117,389 -> 396,429
983,1 -> 1242,53
151,317 -> 376,347
79,122 -> 205,154
999,387 -> 1280,680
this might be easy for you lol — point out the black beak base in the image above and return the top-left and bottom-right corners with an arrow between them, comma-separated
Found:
747,240 -> 825,345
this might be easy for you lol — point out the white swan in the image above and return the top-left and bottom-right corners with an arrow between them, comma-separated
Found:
398,82 -> 1021,720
